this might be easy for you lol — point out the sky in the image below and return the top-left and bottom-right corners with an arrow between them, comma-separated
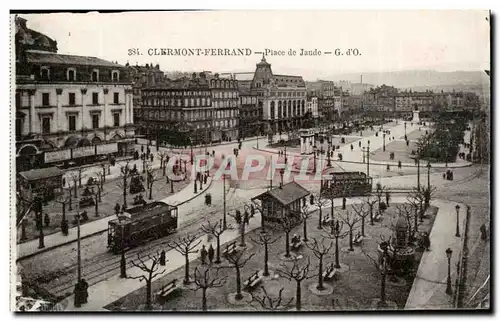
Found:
17,10 -> 490,80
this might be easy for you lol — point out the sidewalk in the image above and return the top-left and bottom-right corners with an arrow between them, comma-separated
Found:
405,199 -> 466,309
16,176 -> 214,260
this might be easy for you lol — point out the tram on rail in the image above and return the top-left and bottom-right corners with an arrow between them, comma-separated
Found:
107,201 -> 178,254
322,171 -> 373,197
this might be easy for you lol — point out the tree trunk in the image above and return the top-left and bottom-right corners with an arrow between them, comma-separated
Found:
235,266 -> 242,300
146,280 -> 152,310
285,232 -> 290,257
184,253 -> 190,284
240,223 -> 245,247
149,182 -> 153,200
215,236 -> 221,263
296,281 -> 302,311
170,180 -> 174,193
123,176 -> 128,209
264,243 -> 269,276
361,216 -> 365,236
317,256 -> 324,290
349,228 -> 354,251
318,207 -> 323,229
162,162 -> 166,176
370,206 -> 374,225
202,288 -> 207,311
94,198 -> 99,217
380,272 -> 386,305
303,218 -> 308,242
74,182 -> 77,197
334,236 -> 340,268
62,203 -> 66,222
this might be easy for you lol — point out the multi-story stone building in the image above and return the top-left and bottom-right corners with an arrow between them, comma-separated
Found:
363,85 -> 398,112
208,74 -> 239,142
238,88 -> 262,138
394,90 -> 434,113
137,72 -> 216,146
250,56 -> 308,135
15,17 -> 135,171
127,63 -> 166,123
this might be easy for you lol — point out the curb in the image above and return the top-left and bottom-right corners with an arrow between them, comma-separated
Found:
16,177 -> 214,262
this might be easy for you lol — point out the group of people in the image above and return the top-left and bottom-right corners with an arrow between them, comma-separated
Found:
291,234 -> 301,245
73,279 -> 89,308
199,244 -> 216,264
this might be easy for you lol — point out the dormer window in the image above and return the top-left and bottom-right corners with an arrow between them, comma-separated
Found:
111,70 -> 120,82
91,70 -> 99,82
67,68 -> 77,81
40,67 -> 50,80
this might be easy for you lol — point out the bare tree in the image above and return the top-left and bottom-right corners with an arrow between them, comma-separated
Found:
251,199 -> 266,229
364,196 -> 378,226
89,186 -> 101,217
324,219 -> 348,269
95,171 -> 105,191
374,183 -> 385,207
68,172 -> 79,198
191,265 -> 226,311
396,203 -> 416,242
146,165 -> 160,200
53,192 -> 71,224
157,150 -> 169,176
254,286 -> 294,311
407,188 -> 426,224
127,252 -> 166,310
229,210 -> 248,247
250,230 -> 280,276
100,163 -> 108,183
352,203 -> 370,237
117,160 -> 133,209
360,242 -> 391,308
200,219 -> 227,264
277,257 -> 312,311
300,205 -> 312,242
305,237 -> 334,291
276,214 -> 298,258
221,249 -> 255,300
168,234 -> 202,284
313,191 -> 330,230
338,210 -> 360,251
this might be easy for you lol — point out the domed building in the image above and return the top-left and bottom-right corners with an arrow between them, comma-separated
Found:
14,16 -> 136,172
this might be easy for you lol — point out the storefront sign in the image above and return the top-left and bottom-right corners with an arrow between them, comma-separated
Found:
72,146 -> 95,158
44,149 -> 71,163
96,143 -> 118,155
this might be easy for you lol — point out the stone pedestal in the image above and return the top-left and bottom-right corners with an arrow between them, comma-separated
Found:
300,129 -> 315,155
412,110 -> 420,123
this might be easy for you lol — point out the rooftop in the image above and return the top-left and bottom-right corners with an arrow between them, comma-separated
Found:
19,167 -> 64,182
25,50 -> 123,68
252,181 -> 310,206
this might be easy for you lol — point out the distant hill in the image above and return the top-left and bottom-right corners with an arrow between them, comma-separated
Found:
329,70 -> 490,92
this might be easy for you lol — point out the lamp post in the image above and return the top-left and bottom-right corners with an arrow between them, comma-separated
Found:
327,140 -> 332,167
279,168 -> 284,187
455,205 -> 460,237
404,122 -> 407,137
76,200 -> 82,283
445,248 -> 453,294
426,162 -> 431,192
313,145 -> 317,173
383,133 -> 386,152
35,195 -> 45,249
284,145 -> 287,164
120,223 -> 127,278
417,157 -> 420,191
223,173 -> 227,230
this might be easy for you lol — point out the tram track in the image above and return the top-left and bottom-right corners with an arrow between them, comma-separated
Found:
34,185 -> 241,299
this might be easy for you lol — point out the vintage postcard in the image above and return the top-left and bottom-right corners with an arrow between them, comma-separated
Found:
10,10 -> 491,312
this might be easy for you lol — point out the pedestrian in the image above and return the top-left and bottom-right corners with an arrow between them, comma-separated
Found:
208,244 -> 215,263
200,245 -> 208,265
150,153 -> 154,162
424,232 -> 431,251
44,213 -> 50,227
80,279 -> 89,304
74,283 -> 82,308
62,177 -> 66,188
443,173 -> 446,180
141,145 -> 144,153
61,219 -> 69,236
160,250 -> 166,265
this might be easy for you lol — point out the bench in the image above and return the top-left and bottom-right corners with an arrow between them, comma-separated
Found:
374,213 -> 382,222
155,279 -> 178,299
243,271 -> 262,289
322,263 -> 337,280
353,235 -> 364,245
290,240 -> 303,251
222,241 -> 237,256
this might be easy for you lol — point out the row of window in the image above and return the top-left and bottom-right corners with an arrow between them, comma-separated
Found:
210,79 -> 238,89
269,104 -> 306,119
143,90 -> 210,97
241,96 -> 258,105
270,91 -> 306,98
139,109 -> 239,121
34,92 -> 121,107
213,101 -> 238,108
212,91 -> 239,99
39,67 -> 120,82
38,113 -> 121,134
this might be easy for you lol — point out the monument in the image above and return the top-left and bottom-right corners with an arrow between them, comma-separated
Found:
299,129 -> 315,155
412,106 -> 420,123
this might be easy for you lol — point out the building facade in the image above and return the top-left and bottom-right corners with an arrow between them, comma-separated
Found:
239,89 -> 262,138
15,17 -> 135,171
250,56 -> 308,135
208,74 -> 239,142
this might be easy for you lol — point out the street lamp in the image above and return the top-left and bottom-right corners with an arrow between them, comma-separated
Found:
35,195 -> 45,249
404,122 -> 407,139
223,173 -> 227,230
416,156 -> 420,191
383,133 -> 386,152
445,248 -> 453,294
120,223 -> 127,278
284,145 -> 287,164
279,168 -> 285,187
313,145 -> 317,173
455,205 -> 460,237
426,162 -> 431,192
